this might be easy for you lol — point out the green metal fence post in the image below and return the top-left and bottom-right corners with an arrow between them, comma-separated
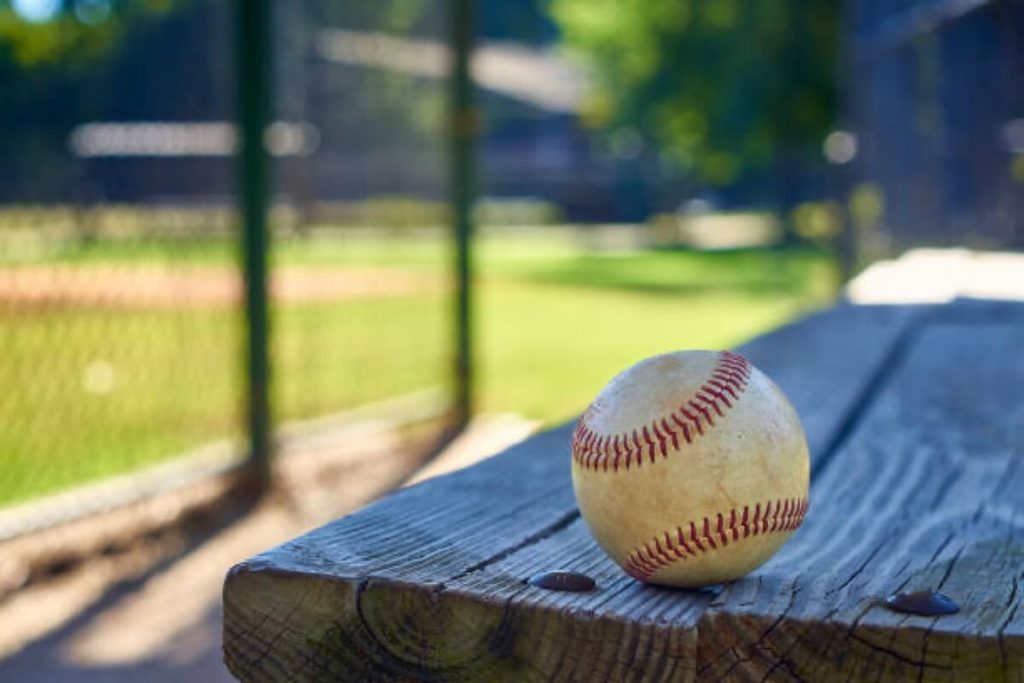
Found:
236,0 -> 273,491
451,0 -> 476,429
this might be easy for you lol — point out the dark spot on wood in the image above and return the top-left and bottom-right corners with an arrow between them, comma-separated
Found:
526,571 -> 596,592
884,590 -> 959,616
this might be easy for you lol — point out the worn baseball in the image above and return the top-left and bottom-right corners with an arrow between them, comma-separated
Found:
571,350 -> 809,587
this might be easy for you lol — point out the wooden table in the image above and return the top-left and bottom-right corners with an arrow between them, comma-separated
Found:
223,299 -> 1024,682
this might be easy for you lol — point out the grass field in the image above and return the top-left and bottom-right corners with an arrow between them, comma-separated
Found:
0,228 -> 837,506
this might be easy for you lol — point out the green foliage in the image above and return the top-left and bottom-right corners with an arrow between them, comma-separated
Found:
791,201 -> 842,244
550,0 -> 839,185
0,1 -> 175,69
0,11 -> 110,66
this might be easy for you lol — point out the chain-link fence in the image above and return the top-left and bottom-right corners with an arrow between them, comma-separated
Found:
11,0 -> 980,513
0,2 -> 242,508
275,2 -> 456,431
0,0 -> 459,511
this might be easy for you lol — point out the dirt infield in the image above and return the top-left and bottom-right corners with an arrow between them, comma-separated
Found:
0,265 -> 438,308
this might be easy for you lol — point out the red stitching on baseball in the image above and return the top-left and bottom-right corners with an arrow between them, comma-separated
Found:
623,498 -> 809,581
572,351 -> 751,472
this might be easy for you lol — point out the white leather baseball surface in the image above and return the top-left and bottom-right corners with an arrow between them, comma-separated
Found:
571,350 -> 809,587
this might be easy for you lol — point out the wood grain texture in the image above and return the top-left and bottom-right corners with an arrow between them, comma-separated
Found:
223,304 -> 923,682
698,320 -> 1024,681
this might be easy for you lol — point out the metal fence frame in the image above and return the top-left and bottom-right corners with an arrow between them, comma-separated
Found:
234,0 -> 476,493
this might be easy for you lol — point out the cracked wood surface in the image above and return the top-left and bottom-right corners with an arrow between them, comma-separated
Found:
223,301 -> 1024,682
697,313 -> 1024,681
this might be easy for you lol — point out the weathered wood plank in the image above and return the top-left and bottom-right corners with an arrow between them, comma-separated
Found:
737,303 -> 925,473
223,425 -> 584,682
698,322 -> 1024,681
223,304 -> 921,682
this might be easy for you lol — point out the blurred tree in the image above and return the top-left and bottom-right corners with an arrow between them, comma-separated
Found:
550,0 -> 838,194
0,0 -> 175,69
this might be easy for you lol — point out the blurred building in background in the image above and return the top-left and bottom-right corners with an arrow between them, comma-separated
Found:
846,0 -> 1024,249
1,0 -> 1022,239
0,0 -> 630,220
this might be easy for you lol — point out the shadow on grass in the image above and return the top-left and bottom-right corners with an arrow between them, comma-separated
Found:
509,247 -> 833,298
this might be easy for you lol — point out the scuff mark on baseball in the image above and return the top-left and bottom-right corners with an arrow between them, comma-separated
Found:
570,350 -> 810,588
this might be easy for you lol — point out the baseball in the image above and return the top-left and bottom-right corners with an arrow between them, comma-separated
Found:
571,350 -> 809,587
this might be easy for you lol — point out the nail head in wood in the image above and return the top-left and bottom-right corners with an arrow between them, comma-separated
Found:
526,571 -> 597,592
884,590 -> 960,616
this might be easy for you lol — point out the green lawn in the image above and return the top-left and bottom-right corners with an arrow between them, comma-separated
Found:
0,230 -> 836,506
